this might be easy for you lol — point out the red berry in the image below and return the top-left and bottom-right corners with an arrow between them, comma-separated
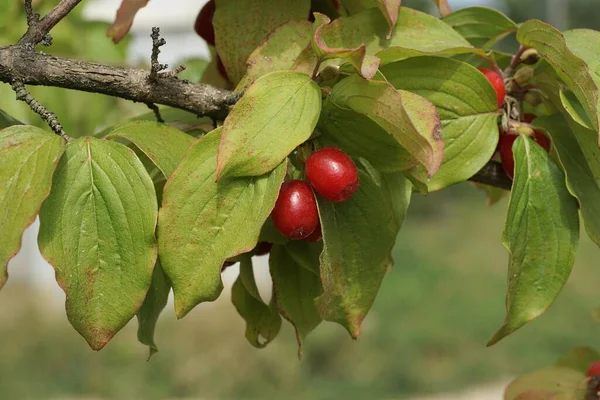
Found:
216,56 -> 229,81
523,113 -> 536,124
587,362 -> 600,377
194,0 -> 216,46
478,68 -> 506,108
499,131 -> 552,179
271,180 -> 319,240
305,223 -> 322,242
305,147 -> 359,202
499,132 -> 518,179
254,242 -> 273,256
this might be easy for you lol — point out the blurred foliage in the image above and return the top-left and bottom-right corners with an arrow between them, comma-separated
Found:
2,185 -> 600,399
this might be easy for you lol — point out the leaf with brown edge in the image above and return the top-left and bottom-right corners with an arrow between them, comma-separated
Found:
375,0 -> 402,39
237,20 -> 314,90
38,137 -> 158,350
315,163 -> 396,338
433,0 -> 451,17
216,71 -> 321,180
158,128 -> 287,318
312,13 -> 380,79
0,125 -> 65,291
106,0 -> 149,43
270,242 -> 323,358
232,257 -> 281,348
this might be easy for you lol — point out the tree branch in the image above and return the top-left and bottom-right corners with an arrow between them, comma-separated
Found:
0,45 -> 237,120
19,0 -> 84,46
468,161 -> 513,191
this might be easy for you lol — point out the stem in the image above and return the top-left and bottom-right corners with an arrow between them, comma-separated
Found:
504,45 -> 528,78
19,0 -> 84,46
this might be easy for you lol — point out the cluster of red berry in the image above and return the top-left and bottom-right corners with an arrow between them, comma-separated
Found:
272,147 -> 359,241
477,67 -> 552,180
194,0 -> 228,81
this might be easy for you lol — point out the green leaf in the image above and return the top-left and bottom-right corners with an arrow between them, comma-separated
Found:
535,115 -> 600,248
488,136 -> 579,346
315,164 -> 396,337
99,107 -> 212,139
0,109 -> 24,129
377,45 -> 485,65
270,243 -> 322,357
105,121 -> 196,178
284,239 -> 323,275
517,20 -> 600,137
317,99 -> 414,172
237,20 -> 313,90
327,74 -> 443,176
232,257 -> 281,348
442,6 -> 518,49
313,7 -> 470,65
562,29 -> 600,132
213,0 -> 310,84
381,56 -> 500,191
217,71 -> 321,179
312,13 -> 380,79
157,128 -> 287,318
555,347 -> 600,374
38,137 -> 158,350
0,126 -> 65,290
136,262 -> 170,359
504,367 -> 586,400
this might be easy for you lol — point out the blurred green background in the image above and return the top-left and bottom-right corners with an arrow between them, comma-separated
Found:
1,0 -> 600,399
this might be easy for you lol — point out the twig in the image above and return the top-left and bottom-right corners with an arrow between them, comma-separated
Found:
19,0 -> 83,46
504,45 -> 528,78
145,103 -> 164,123
149,27 -> 168,81
468,161 -> 512,191
22,0 -> 53,47
10,81 -> 70,141
0,45 -> 237,120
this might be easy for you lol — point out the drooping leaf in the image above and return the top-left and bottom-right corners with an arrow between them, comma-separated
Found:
562,29 -> 600,132
555,347 -> 600,374
106,121 -> 196,178
237,20 -> 313,90
432,0 -> 451,17
216,71 -> 321,179
318,99 -> 414,172
312,13 -> 381,79
0,126 -> 65,290
0,109 -> 23,129
285,239 -> 323,275
106,0 -> 149,43
315,164 -> 396,338
381,56 -> 500,191
38,137 -> 158,350
535,115 -> 600,248
382,171 -> 412,229
326,74 -> 443,176
442,6 -> 518,49
270,243 -> 322,357
158,128 -> 287,318
517,20 -> 600,137
232,257 -> 281,348
136,262 -> 170,359
504,367 -> 586,400
213,0 -> 310,84
488,136 -> 579,346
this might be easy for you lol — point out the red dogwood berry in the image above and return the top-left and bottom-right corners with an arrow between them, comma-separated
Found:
272,180 -> 319,240
305,147 -> 359,202
478,68 -> 506,108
